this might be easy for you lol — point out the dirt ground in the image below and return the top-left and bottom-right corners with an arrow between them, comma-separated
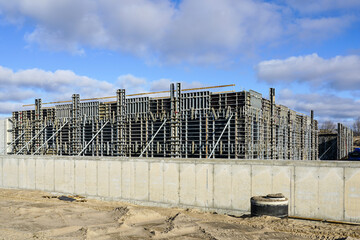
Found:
0,189 -> 359,240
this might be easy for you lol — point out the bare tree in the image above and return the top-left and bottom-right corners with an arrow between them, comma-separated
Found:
320,120 -> 336,130
353,117 -> 360,136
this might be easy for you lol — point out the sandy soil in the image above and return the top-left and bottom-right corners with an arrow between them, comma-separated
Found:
0,189 -> 359,240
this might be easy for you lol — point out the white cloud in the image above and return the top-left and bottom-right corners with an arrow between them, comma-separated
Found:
283,0 -> 360,13
0,65 -> 117,114
292,16 -> 355,40
0,66 -> 114,97
150,79 -> 202,91
150,78 -> 172,92
0,65 -> 202,114
3,0 -> 354,64
117,74 -> 147,94
159,0 -> 283,63
256,53 -> 360,91
278,89 -> 360,123
0,102 -> 22,114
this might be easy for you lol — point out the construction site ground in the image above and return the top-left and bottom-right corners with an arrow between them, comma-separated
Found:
0,189 -> 359,240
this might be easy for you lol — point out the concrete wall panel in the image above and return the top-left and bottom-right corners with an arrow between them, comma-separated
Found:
85,160 -> 97,196
195,164 -> 213,208
75,160 -> 86,195
252,165 -> 272,197
214,164 -> 231,209
18,158 -> 27,188
54,160 -> 65,193
109,161 -> 121,198
3,158 -> 18,188
164,163 -> 179,204
345,168 -> 360,222
231,164 -> 251,211
1,156 -> 360,223
272,166 -> 292,212
294,166 -> 319,218
63,160 -> 74,194
35,159 -> 45,191
318,167 -> 344,220
134,161 -> 149,201
0,158 -> 2,187
149,162 -> 163,202
98,161 -> 109,197
44,159 -> 54,192
180,163 -> 196,206
272,166 -> 291,196
26,158 -> 36,189
121,161 -> 133,199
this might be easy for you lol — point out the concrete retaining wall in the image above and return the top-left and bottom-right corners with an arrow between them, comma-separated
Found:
0,155 -> 360,222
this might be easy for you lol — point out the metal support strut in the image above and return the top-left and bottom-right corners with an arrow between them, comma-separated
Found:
32,120 -> 69,155
78,121 -> 109,156
208,115 -> 233,159
16,125 -> 47,155
139,119 -> 167,157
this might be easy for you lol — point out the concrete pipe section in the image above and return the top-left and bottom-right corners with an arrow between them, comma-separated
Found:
251,193 -> 288,218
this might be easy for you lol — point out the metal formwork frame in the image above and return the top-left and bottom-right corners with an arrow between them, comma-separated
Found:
10,83 -> 322,160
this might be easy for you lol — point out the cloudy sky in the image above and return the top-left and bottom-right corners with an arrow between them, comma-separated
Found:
0,0 -> 359,125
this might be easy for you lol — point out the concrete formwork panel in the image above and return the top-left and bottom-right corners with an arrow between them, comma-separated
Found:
318,167 -> 344,220
35,159 -> 45,191
294,166 -> 319,218
75,160 -> 86,195
98,161 -> 110,197
345,168 -> 360,222
149,162 -> 164,202
3,158 -> 18,188
231,164 -> 251,211
251,165 -> 272,196
85,160 -> 97,196
44,159 -> 54,192
163,163 -> 179,204
214,164 -> 232,209
134,161 -> 149,201
109,161 -> 122,198
195,164 -> 213,208
180,163 -> 196,206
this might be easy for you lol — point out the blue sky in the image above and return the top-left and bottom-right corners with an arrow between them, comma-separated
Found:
0,0 -> 360,125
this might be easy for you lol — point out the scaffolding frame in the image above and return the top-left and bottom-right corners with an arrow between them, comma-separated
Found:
11,83 -> 319,160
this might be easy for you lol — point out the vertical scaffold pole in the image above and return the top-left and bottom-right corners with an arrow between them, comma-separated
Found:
310,110 -> 315,160
117,89 -> 126,157
270,88 -> 275,159
71,94 -> 80,155
34,98 -> 42,154
170,83 -> 181,158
